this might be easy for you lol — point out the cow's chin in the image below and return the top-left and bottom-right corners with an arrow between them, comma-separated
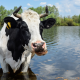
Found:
35,50 -> 48,56
32,50 -> 48,56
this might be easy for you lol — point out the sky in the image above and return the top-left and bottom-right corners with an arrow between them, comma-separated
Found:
0,0 -> 80,17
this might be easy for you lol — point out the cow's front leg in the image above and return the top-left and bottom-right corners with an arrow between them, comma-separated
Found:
22,52 -> 32,72
1,60 -> 9,73
0,60 -> 9,80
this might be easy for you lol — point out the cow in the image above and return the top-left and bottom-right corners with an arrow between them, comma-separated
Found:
0,6 -> 56,74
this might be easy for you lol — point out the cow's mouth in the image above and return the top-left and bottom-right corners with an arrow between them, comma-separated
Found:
31,42 -> 48,56
34,47 -> 47,55
35,50 -> 48,56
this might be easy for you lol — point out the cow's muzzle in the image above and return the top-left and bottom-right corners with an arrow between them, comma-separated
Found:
31,41 -> 47,56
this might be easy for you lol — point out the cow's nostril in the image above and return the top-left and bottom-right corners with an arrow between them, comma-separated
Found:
33,43 -> 37,47
41,42 -> 45,46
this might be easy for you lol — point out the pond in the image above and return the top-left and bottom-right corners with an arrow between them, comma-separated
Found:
0,26 -> 80,80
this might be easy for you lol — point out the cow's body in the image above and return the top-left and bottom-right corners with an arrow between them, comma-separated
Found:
0,7 -> 56,73
0,19 -> 30,73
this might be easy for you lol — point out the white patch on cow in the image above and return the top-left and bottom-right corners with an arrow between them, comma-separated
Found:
21,9 -> 47,52
11,14 -> 19,20
0,23 -> 9,51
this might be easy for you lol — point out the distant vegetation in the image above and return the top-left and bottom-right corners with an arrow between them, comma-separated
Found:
0,5 -> 80,27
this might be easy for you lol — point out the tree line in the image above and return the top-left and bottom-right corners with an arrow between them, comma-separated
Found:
0,5 -> 80,26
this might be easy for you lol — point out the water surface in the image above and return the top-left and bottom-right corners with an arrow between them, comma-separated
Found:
30,26 -> 80,80
0,26 -> 80,80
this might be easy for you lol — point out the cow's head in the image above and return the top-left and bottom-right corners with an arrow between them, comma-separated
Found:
13,6 -> 56,56
6,6 -> 56,57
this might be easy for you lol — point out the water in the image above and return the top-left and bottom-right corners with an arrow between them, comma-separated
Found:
0,26 -> 80,80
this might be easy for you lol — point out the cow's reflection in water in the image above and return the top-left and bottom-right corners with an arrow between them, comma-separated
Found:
0,67 -> 37,80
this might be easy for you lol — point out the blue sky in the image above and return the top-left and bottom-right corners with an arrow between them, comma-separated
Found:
0,0 -> 80,17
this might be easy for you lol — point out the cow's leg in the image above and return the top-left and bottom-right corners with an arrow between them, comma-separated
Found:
22,52 -> 32,72
0,54 -> 8,73
0,59 -> 9,80
1,60 -> 8,73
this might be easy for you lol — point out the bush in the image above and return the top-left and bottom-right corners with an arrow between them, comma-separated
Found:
61,22 -> 68,26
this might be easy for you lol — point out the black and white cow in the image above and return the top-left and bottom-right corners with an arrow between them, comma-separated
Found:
0,6 -> 56,73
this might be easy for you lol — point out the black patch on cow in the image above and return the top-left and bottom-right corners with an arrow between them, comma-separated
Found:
39,18 -> 56,39
4,17 -> 31,62
19,21 -> 31,46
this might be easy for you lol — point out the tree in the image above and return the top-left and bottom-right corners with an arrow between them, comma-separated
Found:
48,5 -> 59,18
0,5 -> 80,26
29,5 -> 59,21
72,15 -> 79,23
0,5 -> 8,25
78,15 -> 80,23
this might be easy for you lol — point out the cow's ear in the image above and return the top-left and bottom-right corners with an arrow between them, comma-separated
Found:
4,17 -> 17,29
41,18 -> 56,29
